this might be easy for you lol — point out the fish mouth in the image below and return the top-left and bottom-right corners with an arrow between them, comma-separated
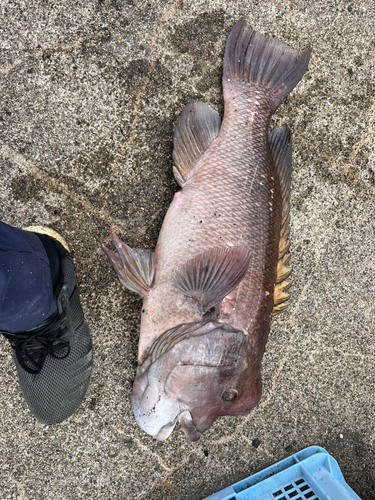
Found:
153,409 -> 201,442
154,420 -> 178,441
132,365 -> 204,441
177,409 -> 201,441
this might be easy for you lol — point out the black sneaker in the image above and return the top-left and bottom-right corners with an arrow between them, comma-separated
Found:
1,227 -> 93,424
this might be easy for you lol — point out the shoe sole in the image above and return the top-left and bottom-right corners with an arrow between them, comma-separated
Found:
23,226 -> 70,252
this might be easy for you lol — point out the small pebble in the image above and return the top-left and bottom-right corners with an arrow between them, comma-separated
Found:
252,438 -> 261,449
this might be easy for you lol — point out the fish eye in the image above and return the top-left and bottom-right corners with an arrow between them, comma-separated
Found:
222,389 -> 238,402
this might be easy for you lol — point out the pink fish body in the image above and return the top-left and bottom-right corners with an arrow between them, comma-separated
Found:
102,19 -> 310,441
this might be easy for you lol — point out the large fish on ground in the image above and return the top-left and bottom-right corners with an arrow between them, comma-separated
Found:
102,19 -> 310,441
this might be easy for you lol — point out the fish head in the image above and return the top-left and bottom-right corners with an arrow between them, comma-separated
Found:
132,321 -> 262,441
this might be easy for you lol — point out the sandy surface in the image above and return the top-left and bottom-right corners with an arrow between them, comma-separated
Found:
0,1 -> 374,499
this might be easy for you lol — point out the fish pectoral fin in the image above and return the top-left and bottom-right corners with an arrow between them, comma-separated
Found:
173,100 -> 221,186
101,229 -> 155,298
269,125 -> 293,316
173,246 -> 251,315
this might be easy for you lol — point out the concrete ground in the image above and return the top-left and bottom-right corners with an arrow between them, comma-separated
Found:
0,0 -> 374,499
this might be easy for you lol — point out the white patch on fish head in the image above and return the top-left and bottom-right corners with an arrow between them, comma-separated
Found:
132,358 -> 181,440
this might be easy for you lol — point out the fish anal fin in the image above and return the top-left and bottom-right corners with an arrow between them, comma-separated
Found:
101,229 -> 155,298
173,100 -> 221,186
272,258 -> 292,314
272,302 -> 289,316
273,281 -> 291,305
269,125 -> 293,315
279,231 -> 290,259
277,254 -> 292,283
173,247 -> 251,316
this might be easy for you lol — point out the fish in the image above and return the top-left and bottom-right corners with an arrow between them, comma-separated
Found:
101,18 -> 311,441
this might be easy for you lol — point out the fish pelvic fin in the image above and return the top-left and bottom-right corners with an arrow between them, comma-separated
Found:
101,229 -> 155,298
173,100 -> 221,186
223,19 -> 311,110
269,125 -> 293,316
173,246 -> 251,316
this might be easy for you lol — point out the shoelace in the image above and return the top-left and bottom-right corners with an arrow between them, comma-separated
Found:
2,304 -> 72,375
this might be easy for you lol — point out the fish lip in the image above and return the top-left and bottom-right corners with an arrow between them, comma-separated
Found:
177,409 -> 202,442
153,408 -> 202,442
154,420 -> 177,441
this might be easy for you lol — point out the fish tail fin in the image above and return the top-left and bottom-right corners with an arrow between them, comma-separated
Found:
223,19 -> 311,109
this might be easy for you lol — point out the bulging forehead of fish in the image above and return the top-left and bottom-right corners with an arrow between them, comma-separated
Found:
131,321 -> 260,440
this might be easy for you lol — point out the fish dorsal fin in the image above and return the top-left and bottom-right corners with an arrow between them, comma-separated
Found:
173,100 -> 221,186
173,247 -> 251,316
101,229 -> 155,298
268,125 -> 292,316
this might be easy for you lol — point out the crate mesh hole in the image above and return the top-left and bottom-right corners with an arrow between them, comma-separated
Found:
272,478 -> 320,500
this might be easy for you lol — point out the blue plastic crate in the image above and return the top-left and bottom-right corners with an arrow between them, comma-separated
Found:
204,446 -> 361,500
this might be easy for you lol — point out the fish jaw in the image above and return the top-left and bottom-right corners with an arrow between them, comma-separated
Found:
131,321 -> 262,441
